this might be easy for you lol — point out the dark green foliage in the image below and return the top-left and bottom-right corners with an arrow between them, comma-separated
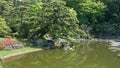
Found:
29,1 -> 86,39
63,0 -> 107,37
1,0 -> 120,38
98,0 -> 120,37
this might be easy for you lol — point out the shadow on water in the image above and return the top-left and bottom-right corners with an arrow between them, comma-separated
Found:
3,41 -> 120,68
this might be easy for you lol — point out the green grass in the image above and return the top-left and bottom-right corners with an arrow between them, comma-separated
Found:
0,47 -> 41,59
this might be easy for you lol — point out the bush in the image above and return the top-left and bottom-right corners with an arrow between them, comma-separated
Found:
0,17 -> 11,36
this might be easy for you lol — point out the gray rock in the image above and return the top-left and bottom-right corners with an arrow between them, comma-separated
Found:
55,38 -> 70,46
4,46 -> 14,50
35,39 -> 44,46
12,44 -> 24,49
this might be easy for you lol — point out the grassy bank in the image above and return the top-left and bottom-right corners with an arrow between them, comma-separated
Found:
0,47 -> 42,62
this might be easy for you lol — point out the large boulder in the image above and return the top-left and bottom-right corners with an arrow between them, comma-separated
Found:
4,43 -> 24,50
54,38 -> 75,50
12,44 -> 24,49
4,46 -> 14,50
27,38 -> 45,46
35,39 -> 44,46
42,43 -> 55,49
54,38 -> 70,47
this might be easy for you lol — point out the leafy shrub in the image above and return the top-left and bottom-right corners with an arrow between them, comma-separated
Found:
0,17 -> 11,36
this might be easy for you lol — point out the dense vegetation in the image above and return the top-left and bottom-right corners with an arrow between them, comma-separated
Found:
0,0 -> 120,39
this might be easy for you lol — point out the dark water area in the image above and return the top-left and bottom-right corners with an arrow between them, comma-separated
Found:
3,41 -> 120,68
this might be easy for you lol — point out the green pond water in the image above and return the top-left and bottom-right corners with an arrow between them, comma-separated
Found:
3,41 -> 120,68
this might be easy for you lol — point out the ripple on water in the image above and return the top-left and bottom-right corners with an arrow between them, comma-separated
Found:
3,41 -> 120,68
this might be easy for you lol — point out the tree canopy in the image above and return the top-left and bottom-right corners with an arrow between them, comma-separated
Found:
29,1 -> 86,39
0,0 -> 120,39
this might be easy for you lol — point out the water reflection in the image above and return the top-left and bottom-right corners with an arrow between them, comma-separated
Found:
4,41 -> 120,68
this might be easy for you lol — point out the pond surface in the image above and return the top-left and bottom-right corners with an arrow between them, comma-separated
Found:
3,41 -> 120,68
